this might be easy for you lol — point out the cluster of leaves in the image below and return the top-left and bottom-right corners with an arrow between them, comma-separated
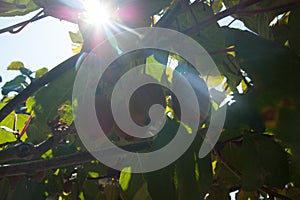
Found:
0,0 -> 300,199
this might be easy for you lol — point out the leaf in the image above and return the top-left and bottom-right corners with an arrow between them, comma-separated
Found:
1,75 -> 28,95
119,167 -> 131,191
120,170 -> 151,200
104,185 -> 119,200
72,44 -> 83,54
35,67 -> 48,79
145,55 -> 166,82
223,27 -> 290,89
69,31 -> 83,44
176,139 -> 203,200
0,103 -> 29,144
10,179 -> 45,199
197,154 -> 213,197
146,164 -> 176,200
223,0 -> 294,39
0,0 -> 39,17
83,179 -> 101,200
241,134 -> 289,190
7,61 -> 24,70
57,101 -> 74,125
212,0 -> 223,13
288,7 -> 300,55
132,182 -> 151,200
241,134 -> 264,191
224,94 -> 265,131
27,68 -> 76,143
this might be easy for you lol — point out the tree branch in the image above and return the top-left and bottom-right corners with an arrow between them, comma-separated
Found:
0,151 -> 94,177
0,54 -> 80,123
235,1 -> 300,15
0,140 -> 152,177
184,0 -> 261,35
0,123 -> 74,163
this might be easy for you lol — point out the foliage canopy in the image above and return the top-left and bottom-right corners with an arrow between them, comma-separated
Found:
0,0 -> 300,199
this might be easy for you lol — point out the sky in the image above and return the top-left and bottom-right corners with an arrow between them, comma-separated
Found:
0,9 -> 78,87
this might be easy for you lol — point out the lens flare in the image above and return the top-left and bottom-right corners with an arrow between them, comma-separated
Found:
83,0 -> 111,25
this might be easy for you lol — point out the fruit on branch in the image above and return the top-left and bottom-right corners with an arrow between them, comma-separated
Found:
129,77 -> 166,127
95,74 -> 166,141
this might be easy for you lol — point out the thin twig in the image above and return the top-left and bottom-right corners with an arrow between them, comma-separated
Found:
9,10 -> 45,34
0,11 -> 47,35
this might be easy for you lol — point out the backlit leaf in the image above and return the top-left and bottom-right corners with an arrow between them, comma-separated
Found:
7,61 -> 24,70
35,68 -> 48,79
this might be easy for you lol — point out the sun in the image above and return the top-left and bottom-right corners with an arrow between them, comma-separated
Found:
83,0 -> 111,25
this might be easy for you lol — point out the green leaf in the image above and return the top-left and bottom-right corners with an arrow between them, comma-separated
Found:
27,68 -> 76,143
0,103 -> 29,144
120,172 -> 151,200
223,0 -> 293,39
119,167 -> 131,191
145,55 -> 166,82
7,61 -> 24,70
10,179 -> 45,199
83,179 -> 101,200
132,182 -> 151,200
176,145 -> 202,199
69,31 -> 83,44
35,67 -> 48,79
0,0 -> 39,17
146,164 -> 176,200
197,154 -> 213,197
242,134 -> 289,190
288,7 -> 300,55
212,0 -> 223,13
241,134 -> 264,191
1,75 -> 28,95
104,185 -> 119,200
58,101 -> 74,125
224,94 -> 265,131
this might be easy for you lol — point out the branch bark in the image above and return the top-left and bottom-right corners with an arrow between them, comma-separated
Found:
0,140 -> 152,177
